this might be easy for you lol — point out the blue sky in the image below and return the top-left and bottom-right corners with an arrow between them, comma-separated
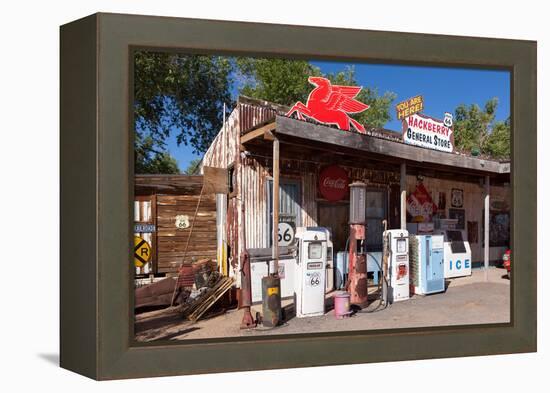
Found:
166,60 -> 510,172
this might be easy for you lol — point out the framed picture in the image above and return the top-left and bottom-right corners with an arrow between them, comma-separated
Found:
60,13 -> 536,380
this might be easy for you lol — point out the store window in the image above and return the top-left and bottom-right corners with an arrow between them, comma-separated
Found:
365,188 -> 387,251
266,179 -> 301,246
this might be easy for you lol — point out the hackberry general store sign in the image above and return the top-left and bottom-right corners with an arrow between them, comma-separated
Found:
402,113 -> 454,153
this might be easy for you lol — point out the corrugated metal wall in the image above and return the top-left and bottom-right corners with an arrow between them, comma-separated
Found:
301,171 -> 318,227
238,102 -> 278,134
202,101 -> 280,286
242,158 -> 270,249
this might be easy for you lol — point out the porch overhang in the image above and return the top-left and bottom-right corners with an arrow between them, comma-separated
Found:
241,115 -> 510,177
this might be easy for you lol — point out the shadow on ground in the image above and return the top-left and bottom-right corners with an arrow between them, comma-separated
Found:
38,353 -> 59,366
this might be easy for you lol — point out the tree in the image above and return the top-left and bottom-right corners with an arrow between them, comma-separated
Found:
236,58 -> 321,105
453,98 -> 510,158
484,118 -> 511,159
134,135 -> 180,174
237,61 -> 396,129
134,51 -> 234,156
183,158 -> 202,175
324,67 -> 397,128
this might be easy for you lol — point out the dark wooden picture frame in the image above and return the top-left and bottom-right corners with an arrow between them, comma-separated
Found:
60,13 -> 536,380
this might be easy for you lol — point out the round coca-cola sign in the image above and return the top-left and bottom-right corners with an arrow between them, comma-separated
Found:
319,165 -> 349,202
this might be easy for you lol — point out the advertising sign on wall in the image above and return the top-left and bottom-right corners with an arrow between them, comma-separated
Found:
318,165 -> 349,202
407,182 -> 437,222
402,113 -> 454,153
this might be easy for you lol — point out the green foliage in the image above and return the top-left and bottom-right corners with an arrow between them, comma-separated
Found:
453,98 -> 510,158
324,66 -> 397,128
484,118 -> 511,158
236,58 -> 321,105
134,51 -> 234,155
183,158 -> 202,175
237,62 -> 396,129
135,135 -> 179,174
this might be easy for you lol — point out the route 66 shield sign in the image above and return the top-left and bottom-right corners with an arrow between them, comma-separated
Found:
444,112 -> 453,127
175,215 -> 190,229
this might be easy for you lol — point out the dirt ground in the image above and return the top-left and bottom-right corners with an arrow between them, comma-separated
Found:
135,267 -> 510,342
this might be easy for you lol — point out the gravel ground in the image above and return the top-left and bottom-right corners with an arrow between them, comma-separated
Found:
136,267 -> 510,342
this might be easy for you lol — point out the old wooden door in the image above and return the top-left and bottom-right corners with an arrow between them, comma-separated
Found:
318,203 -> 349,253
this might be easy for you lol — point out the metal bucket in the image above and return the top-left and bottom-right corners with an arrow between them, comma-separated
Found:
333,292 -> 351,319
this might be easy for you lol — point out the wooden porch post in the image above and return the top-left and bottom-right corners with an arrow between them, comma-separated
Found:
272,137 -> 280,274
400,162 -> 407,230
484,175 -> 490,281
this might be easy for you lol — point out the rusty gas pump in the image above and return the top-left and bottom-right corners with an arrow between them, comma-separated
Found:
347,182 -> 368,308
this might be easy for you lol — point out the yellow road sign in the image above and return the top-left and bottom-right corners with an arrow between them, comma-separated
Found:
134,236 -> 151,268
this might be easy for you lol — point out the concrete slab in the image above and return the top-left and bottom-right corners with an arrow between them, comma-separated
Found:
138,266 -> 510,341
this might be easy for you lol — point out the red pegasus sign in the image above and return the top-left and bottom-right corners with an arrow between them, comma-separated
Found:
286,77 -> 370,133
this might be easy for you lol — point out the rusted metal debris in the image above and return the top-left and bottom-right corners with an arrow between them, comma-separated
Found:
174,258 -> 235,322
184,276 -> 234,322
135,277 -> 177,311
136,258 -> 235,324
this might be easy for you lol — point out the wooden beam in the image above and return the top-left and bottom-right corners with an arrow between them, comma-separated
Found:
274,115 -> 508,175
484,175 -> 490,281
400,163 -> 407,229
264,129 -> 276,141
272,138 -> 280,274
240,122 -> 276,144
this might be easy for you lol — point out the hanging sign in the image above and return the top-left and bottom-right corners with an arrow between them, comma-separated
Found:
402,113 -> 454,153
395,95 -> 424,120
286,77 -> 370,133
407,182 -> 438,222
318,165 -> 349,202
134,223 -> 156,233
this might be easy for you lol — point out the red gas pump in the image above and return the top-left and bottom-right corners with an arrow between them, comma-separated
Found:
348,182 -> 368,307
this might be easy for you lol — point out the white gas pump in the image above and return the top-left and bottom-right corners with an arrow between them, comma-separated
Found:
325,233 -> 334,292
383,229 -> 410,303
294,227 -> 328,317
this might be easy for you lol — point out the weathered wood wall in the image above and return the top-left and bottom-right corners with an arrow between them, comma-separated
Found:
156,194 -> 217,274
135,175 -> 217,275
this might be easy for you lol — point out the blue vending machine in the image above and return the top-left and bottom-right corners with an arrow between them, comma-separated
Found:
409,235 -> 445,295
